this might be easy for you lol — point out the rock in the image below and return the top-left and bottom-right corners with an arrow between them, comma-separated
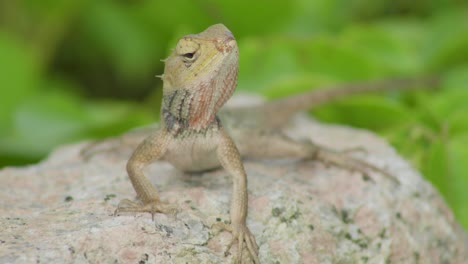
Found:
1,104 -> 467,264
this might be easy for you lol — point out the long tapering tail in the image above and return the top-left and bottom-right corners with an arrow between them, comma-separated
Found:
235,76 -> 440,129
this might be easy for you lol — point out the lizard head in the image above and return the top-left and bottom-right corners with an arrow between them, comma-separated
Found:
161,24 -> 239,131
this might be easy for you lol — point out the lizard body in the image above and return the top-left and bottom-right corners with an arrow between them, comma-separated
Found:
116,24 -> 259,263
111,24 -> 438,263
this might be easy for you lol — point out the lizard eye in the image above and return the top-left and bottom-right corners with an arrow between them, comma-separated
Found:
183,53 -> 194,59
182,52 -> 197,63
181,52 -> 198,64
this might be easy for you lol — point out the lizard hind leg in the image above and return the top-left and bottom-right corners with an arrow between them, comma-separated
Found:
234,129 -> 317,160
312,142 -> 400,184
236,129 -> 399,184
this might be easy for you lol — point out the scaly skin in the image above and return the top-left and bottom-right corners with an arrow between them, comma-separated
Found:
114,24 -> 259,263
109,24 -> 439,263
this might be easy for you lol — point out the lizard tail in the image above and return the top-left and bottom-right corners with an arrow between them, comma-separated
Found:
254,76 -> 440,129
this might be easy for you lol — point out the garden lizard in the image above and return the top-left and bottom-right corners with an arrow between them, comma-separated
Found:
108,24 -> 438,263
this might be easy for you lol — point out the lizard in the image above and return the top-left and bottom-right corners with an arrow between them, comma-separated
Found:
94,24 -> 438,263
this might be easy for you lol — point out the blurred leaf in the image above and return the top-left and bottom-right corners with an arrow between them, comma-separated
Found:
340,22 -> 424,76
407,74 -> 468,137
0,89 -> 90,160
299,37 -> 383,81
0,32 -> 40,136
134,0 -> 212,36
446,109 -> 468,137
424,87 -> 468,135
14,91 -> 90,149
287,0 -> 350,34
423,137 -> 450,194
0,79 -> 154,162
238,33 -> 392,96
442,64 -> 468,91
313,95 -> 414,130
385,122 -> 434,168
82,100 -> 155,139
262,74 -> 335,99
422,10 -> 468,71
20,0 -> 87,64
447,133 -> 468,229
82,1 -> 159,80
238,38 -> 303,93
205,0 -> 294,37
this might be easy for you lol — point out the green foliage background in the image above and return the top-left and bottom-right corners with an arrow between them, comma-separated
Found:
0,1 -> 467,228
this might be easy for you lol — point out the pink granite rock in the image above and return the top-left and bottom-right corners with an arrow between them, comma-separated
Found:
1,98 -> 467,263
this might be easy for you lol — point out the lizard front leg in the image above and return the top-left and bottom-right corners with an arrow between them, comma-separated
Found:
216,129 -> 260,264
114,129 -> 177,220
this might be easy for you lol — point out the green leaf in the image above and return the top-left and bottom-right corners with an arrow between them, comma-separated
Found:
385,122 -> 434,168
422,10 -> 468,71
239,34 -> 392,88
447,109 -> 468,138
0,103 -> 84,165
442,64 -> 468,91
0,79 -> 154,160
421,132 -> 468,230
313,95 -> 414,130
447,133 -> 468,229
21,0 -> 88,63
8,90 -> 92,157
299,37 -> 383,81
340,22 -> 425,76
133,0 -> 212,36
286,0 -> 351,34
82,1 -> 159,79
205,0 -> 294,37
238,38 -> 303,93
424,88 -> 468,134
0,32 -> 40,136
262,74 -> 336,99
423,137 -> 450,195
82,100 -> 154,139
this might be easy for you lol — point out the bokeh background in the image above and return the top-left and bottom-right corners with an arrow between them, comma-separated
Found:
1,1 -> 467,229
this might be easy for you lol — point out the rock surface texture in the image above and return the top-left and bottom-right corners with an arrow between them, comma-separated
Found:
1,102 -> 467,264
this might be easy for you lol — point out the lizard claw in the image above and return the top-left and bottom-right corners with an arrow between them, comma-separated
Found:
114,198 -> 178,221
214,222 -> 260,263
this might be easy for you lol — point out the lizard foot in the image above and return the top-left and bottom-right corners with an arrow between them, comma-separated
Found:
315,146 -> 400,185
114,198 -> 178,221
214,222 -> 260,264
